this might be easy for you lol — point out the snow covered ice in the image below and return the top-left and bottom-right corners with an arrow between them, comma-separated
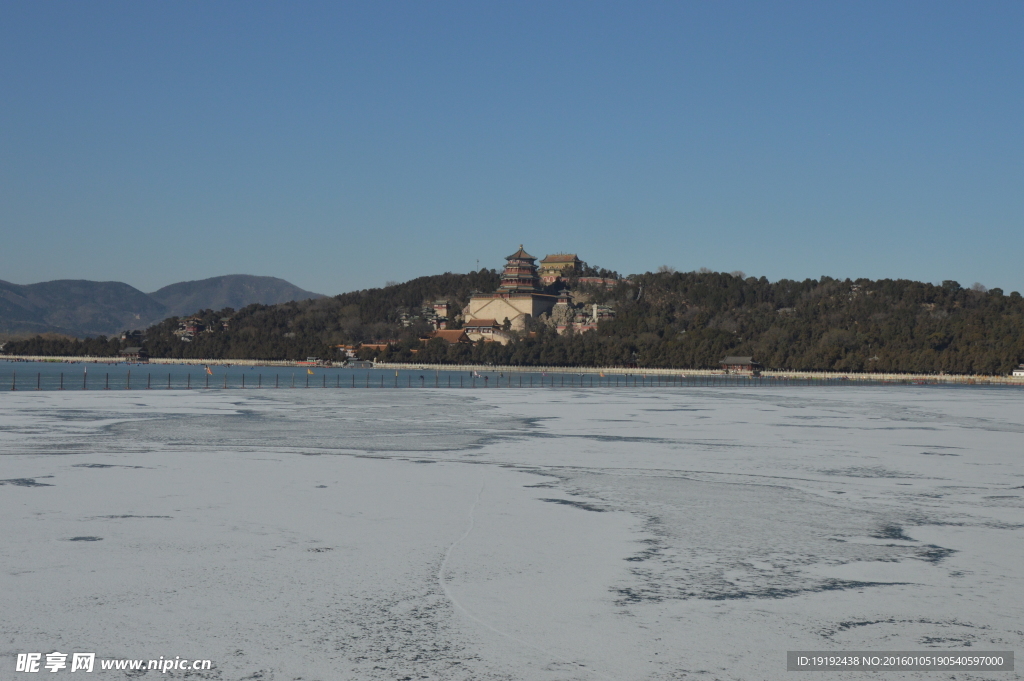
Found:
1,386 -> 1022,679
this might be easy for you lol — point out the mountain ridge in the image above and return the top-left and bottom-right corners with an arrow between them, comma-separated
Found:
0,275 -> 323,338
148,275 -> 324,319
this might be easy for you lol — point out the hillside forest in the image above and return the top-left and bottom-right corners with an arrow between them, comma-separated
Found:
4,270 -> 1024,374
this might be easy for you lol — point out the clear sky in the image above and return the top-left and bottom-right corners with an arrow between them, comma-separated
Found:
2,1 -> 1022,295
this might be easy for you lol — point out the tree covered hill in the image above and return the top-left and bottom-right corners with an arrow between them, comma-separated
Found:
4,270 -> 1023,374
2,270 -> 502,361
589,272 -> 1024,374
0,279 -> 167,338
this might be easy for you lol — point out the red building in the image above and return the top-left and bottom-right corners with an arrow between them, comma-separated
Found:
422,329 -> 471,344
719,356 -> 763,375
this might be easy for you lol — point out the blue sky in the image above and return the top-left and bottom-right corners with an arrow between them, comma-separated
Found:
2,1 -> 1021,295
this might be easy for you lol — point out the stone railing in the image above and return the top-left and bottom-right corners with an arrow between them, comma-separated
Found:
375,362 -> 1024,384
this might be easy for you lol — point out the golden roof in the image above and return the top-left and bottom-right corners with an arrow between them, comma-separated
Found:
540,253 -> 580,263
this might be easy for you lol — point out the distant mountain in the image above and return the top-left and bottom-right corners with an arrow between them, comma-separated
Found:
0,275 -> 324,338
148,275 -> 324,319
0,279 -> 167,338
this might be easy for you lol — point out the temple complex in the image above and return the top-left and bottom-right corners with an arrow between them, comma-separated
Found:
460,245 -> 618,339
463,246 -> 557,331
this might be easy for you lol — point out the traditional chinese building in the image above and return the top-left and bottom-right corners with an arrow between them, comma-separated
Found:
463,319 -> 514,345
464,246 -> 557,331
422,329 -> 471,344
719,356 -> 763,376
464,318 -> 499,336
538,253 -> 583,283
120,347 -> 149,362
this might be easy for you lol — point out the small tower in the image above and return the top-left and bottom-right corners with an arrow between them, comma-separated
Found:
432,300 -> 450,329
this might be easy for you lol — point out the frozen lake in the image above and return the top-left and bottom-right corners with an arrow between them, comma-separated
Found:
1,387 -> 1021,679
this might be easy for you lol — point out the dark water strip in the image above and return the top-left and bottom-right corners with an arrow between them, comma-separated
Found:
3,361 -> 1022,392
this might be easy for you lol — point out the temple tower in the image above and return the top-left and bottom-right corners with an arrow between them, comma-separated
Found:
498,245 -> 542,292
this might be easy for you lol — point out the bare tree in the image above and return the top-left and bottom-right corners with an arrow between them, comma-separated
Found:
657,265 -> 677,274
730,270 -> 746,279
971,282 -> 987,293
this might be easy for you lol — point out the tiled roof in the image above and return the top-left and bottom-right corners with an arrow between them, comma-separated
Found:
428,330 -> 470,344
541,254 -> 580,263
505,245 -> 535,260
465,319 -> 499,328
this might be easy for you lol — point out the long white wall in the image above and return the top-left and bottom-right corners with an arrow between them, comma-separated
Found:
375,362 -> 1024,384
3,355 -> 1022,384
0,355 -> 304,367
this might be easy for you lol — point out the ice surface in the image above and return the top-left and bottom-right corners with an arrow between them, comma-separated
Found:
0,387 -> 1022,679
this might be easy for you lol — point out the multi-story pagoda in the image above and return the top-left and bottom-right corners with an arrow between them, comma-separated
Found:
498,245 -> 543,292
464,245 -> 557,331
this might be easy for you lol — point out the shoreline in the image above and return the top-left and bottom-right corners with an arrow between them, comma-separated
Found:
1,355 -> 1022,385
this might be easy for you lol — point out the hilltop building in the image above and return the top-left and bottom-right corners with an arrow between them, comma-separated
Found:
538,253 -> 583,283
464,246 -> 557,331
173,317 -> 207,342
